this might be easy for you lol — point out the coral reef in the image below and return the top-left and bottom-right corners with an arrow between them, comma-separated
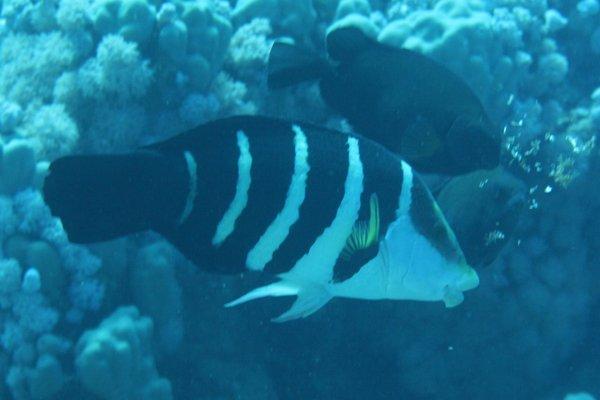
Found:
75,306 -> 172,400
131,242 -> 183,354
232,0 -> 316,38
0,187 -> 105,398
5,333 -> 70,400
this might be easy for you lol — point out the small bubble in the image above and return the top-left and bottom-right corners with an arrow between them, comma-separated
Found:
529,198 -> 539,210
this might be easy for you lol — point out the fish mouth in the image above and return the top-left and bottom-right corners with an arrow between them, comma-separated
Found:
457,266 -> 480,291
443,285 -> 464,307
469,138 -> 500,170
443,267 -> 479,307
481,154 -> 499,169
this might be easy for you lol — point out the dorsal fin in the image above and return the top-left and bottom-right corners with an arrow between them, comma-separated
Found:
326,26 -> 375,62
267,42 -> 329,89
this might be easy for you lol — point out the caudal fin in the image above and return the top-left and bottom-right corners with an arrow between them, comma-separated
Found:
267,42 -> 329,89
43,151 -> 186,243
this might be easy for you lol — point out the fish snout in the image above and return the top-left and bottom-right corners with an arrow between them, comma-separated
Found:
481,134 -> 501,169
457,266 -> 480,292
447,118 -> 501,173
465,130 -> 501,170
442,267 -> 479,307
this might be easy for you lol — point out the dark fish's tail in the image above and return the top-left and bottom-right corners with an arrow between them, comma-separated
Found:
43,151 -> 186,243
267,41 -> 330,89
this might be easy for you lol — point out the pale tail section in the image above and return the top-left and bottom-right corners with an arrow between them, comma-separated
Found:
225,280 -> 332,322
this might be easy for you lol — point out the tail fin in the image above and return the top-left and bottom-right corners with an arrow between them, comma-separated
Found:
267,42 -> 329,89
43,151 -> 186,243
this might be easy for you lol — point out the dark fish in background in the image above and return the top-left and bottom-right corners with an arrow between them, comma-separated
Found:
43,116 -> 478,321
268,26 -> 501,176
435,168 -> 527,268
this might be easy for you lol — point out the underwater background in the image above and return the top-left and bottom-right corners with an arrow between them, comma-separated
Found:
0,0 -> 598,399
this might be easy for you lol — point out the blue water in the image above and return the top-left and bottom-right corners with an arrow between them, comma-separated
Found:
0,0 -> 598,399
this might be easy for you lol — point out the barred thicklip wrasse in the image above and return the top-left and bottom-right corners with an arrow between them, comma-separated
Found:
43,116 -> 478,322
268,26 -> 501,176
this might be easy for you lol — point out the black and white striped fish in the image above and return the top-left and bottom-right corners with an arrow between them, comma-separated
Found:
43,116 -> 479,322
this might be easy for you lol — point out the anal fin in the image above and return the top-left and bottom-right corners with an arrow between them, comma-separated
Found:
225,279 -> 332,323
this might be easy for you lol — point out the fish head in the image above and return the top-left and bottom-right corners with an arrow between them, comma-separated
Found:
381,218 -> 479,307
380,174 -> 479,306
437,168 -> 526,267
446,114 -> 501,173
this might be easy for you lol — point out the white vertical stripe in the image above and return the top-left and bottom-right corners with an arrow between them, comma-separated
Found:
283,136 -> 364,283
246,125 -> 310,271
397,160 -> 413,216
212,131 -> 252,246
177,151 -> 197,225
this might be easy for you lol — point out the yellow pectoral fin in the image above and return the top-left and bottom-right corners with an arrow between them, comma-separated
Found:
367,193 -> 380,243
342,193 -> 380,260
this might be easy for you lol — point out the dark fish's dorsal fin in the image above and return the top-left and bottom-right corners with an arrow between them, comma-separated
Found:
267,42 -> 329,89
326,26 -> 375,62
